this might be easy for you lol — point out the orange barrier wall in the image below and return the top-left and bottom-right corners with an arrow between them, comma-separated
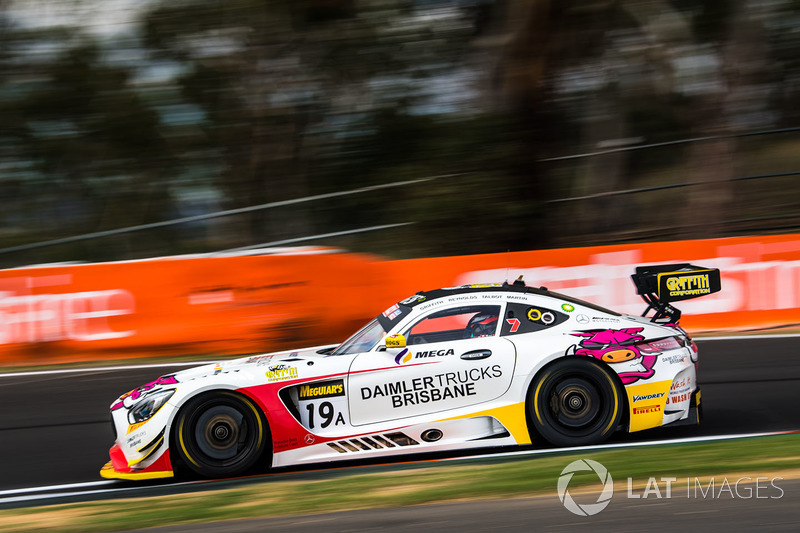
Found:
0,250 -> 389,365
378,233 -> 800,333
2,234 -> 800,365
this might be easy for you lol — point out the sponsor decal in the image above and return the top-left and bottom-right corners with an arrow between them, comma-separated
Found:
527,308 -> 555,325
304,434 -> 315,445
561,303 -> 575,312
111,375 -> 178,411
591,317 -> 620,323
394,348 -> 413,365
266,364 -> 298,381
661,353 -> 688,365
506,318 -> 521,332
418,300 -> 445,311
632,404 -> 662,415
400,294 -> 426,305
414,348 -> 454,358
360,364 -> 503,408
127,422 -> 146,435
126,430 -> 145,444
382,303 -> 406,320
446,295 -> 480,302
394,347 -> 453,364
664,274 -> 711,297
666,392 -> 690,404
385,334 -> 405,348
670,377 -> 691,391
576,314 -> 590,324
570,328 -> 657,385
246,354 -> 273,364
298,379 -> 345,400
632,392 -> 665,402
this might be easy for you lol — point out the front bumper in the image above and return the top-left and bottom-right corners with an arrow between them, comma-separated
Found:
99,444 -> 174,481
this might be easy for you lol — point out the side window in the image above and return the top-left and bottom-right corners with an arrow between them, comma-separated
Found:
404,305 -> 501,345
500,302 -> 568,336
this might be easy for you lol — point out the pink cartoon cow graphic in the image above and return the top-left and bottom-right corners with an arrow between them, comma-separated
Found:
569,327 -> 659,384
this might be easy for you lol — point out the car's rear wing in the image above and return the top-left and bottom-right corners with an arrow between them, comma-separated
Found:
631,264 -> 721,323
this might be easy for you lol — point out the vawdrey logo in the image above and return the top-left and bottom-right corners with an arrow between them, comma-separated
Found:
557,459 -> 613,516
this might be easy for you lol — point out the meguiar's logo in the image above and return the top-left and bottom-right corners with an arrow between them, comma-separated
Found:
298,379 -> 345,400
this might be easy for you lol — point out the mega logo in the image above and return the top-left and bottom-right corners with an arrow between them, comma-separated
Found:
394,348 -> 413,365
415,348 -> 454,358
298,379 -> 345,400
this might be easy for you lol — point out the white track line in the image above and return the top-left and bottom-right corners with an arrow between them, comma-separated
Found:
0,480 -> 114,496
0,431 -> 794,505
441,430 -> 797,462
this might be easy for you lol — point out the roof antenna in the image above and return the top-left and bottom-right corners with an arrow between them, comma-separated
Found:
505,249 -> 510,283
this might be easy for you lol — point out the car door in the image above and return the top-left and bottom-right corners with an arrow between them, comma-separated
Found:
348,303 -> 516,426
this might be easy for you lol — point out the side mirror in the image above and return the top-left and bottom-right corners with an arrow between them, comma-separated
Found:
385,333 -> 406,349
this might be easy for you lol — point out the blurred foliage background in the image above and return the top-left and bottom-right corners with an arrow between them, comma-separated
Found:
2,0 -> 800,266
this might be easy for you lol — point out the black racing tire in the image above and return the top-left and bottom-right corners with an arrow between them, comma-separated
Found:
173,391 -> 268,478
527,358 -> 624,447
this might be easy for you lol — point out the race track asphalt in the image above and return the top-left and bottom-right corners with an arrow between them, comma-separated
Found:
141,478 -> 800,533
0,337 -> 798,492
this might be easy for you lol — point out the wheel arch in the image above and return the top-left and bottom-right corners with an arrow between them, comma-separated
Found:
523,354 -> 629,444
167,387 -> 272,477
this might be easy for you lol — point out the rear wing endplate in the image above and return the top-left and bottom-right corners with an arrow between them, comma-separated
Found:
631,264 -> 721,323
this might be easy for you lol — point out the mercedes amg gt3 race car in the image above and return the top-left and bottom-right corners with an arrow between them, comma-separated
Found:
101,264 -> 721,480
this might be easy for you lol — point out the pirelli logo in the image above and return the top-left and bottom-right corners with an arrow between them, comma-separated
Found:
298,379 -> 345,400
632,404 -> 662,415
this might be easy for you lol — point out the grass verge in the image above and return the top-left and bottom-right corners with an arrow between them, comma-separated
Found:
1,433 -> 799,532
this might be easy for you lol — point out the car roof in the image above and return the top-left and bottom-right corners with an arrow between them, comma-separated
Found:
377,279 -> 621,331
402,279 -> 548,306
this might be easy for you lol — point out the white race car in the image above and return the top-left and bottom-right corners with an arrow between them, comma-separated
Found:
101,264 -> 720,480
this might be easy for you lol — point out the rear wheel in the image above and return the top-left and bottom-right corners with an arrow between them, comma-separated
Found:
528,359 -> 623,447
173,391 -> 268,478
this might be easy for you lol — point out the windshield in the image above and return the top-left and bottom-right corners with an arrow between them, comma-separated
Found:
331,319 -> 387,355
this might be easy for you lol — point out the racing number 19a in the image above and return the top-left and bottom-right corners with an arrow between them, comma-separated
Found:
305,401 -> 336,429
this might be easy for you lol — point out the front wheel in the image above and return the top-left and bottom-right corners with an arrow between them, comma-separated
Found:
528,359 -> 623,447
173,391 -> 268,478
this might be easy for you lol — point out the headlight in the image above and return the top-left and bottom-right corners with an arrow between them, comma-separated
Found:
128,389 -> 175,425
